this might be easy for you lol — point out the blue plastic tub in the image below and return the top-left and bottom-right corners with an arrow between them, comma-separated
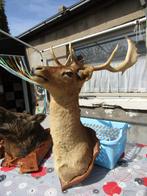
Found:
80,117 -> 129,169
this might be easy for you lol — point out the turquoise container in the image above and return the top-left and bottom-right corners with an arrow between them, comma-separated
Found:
80,117 -> 129,169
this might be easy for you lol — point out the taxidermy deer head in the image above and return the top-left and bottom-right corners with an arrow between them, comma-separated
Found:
0,107 -> 49,158
30,38 -> 138,190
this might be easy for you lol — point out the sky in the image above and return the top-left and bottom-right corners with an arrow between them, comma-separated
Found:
5,0 -> 80,36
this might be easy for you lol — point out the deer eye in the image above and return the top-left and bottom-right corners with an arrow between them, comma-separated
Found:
62,70 -> 74,78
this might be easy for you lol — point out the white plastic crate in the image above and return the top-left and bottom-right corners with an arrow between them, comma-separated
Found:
81,117 -> 129,169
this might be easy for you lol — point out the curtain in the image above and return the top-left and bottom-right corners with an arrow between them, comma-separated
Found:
81,55 -> 147,93
76,37 -> 147,93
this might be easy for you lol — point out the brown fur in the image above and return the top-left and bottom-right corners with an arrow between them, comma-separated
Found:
31,63 -> 100,186
0,107 -> 50,158
0,137 -> 4,159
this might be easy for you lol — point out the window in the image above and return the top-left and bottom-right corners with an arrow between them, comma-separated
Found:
75,28 -> 146,94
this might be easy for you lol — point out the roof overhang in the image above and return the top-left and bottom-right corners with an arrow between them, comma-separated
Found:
0,37 -> 25,55
18,0 -> 118,40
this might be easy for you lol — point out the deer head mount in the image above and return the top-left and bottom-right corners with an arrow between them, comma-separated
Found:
30,38 -> 138,190
31,38 -> 137,95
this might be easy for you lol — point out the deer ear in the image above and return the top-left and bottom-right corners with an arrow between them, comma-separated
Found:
77,68 -> 93,81
28,113 -> 46,123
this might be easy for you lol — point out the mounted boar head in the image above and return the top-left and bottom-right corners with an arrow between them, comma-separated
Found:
0,107 -> 48,157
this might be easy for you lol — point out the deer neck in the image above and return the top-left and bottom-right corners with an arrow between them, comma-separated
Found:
49,94 -> 82,143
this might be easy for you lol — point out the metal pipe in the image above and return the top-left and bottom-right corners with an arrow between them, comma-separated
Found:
0,54 -> 24,57
42,17 -> 146,52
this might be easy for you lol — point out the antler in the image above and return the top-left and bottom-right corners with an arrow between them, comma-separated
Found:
50,45 -> 72,66
92,38 -> 138,73
50,43 -> 80,67
78,38 -> 138,80
50,47 -> 63,66
51,38 -> 137,75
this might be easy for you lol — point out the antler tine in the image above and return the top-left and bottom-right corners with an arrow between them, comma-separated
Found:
72,48 -> 79,65
50,44 -> 73,66
64,42 -> 80,66
50,46 -> 63,66
64,43 -> 73,66
66,42 -> 78,65
93,38 -> 138,73
64,54 -> 72,66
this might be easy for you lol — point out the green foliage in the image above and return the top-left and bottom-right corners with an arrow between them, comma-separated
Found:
0,0 -> 10,38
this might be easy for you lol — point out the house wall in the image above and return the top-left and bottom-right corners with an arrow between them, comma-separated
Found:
25,0 -> 144,67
